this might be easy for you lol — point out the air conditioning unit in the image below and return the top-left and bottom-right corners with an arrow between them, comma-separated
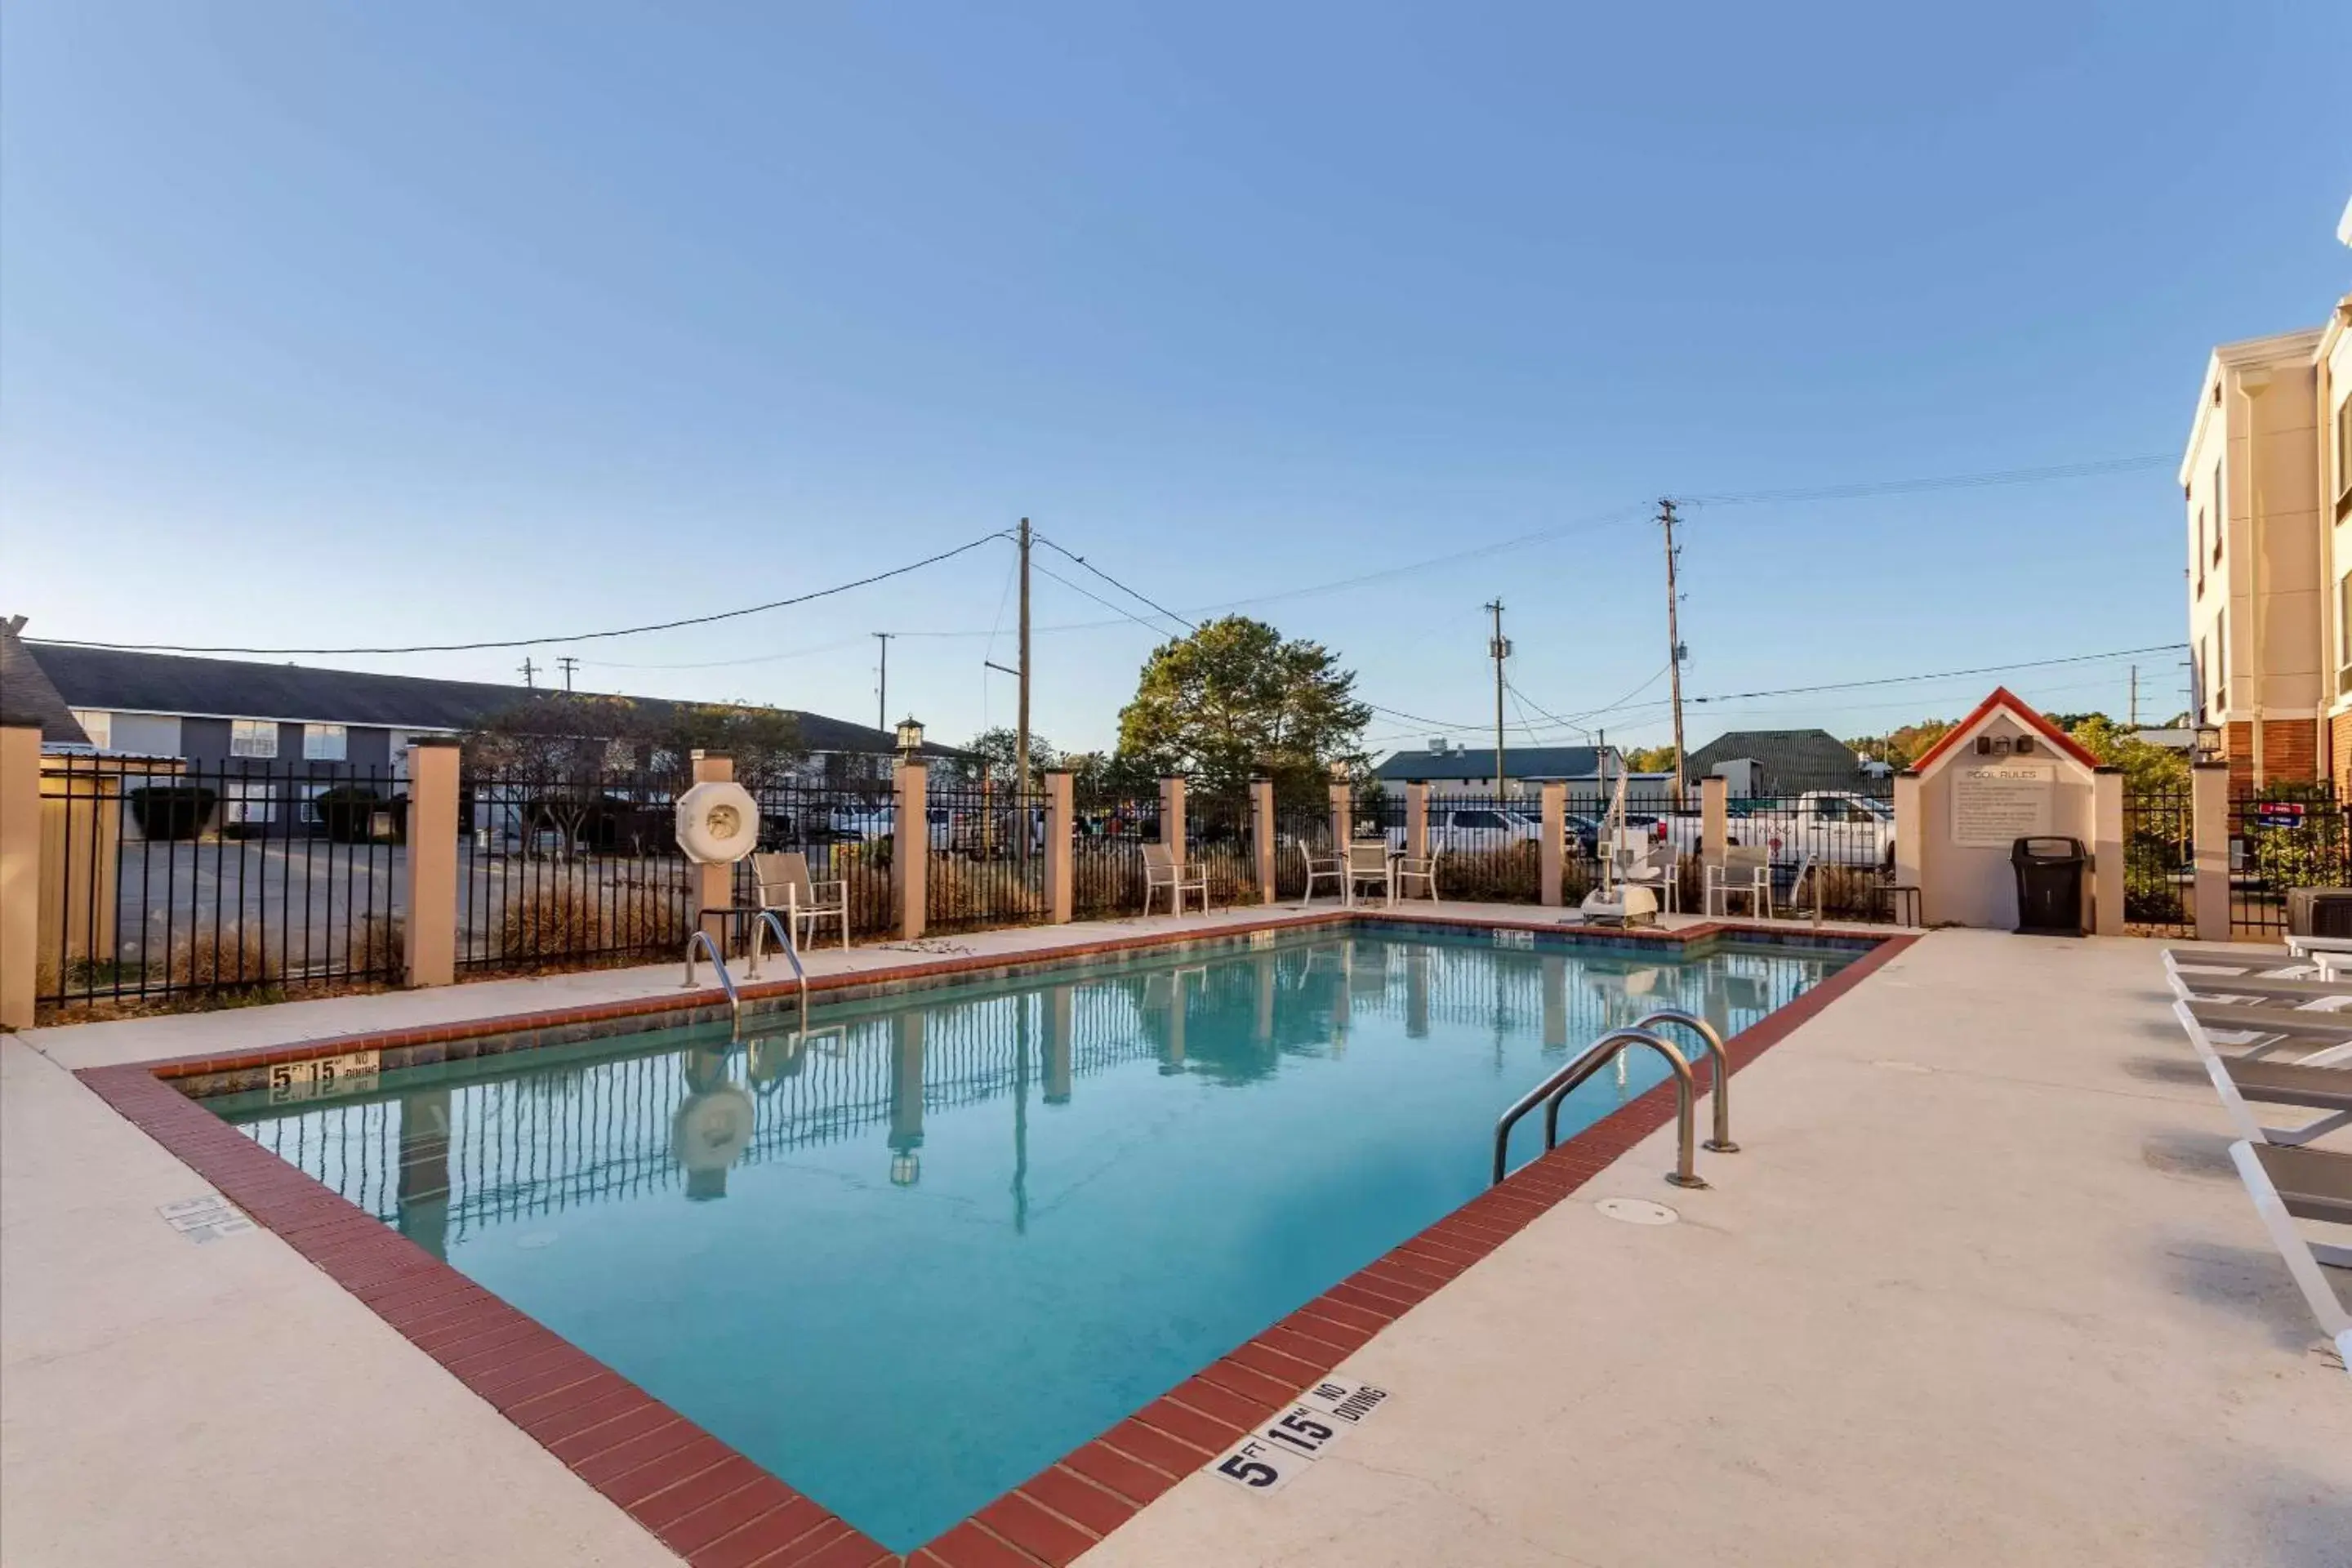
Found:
2286,888 -> 2352,938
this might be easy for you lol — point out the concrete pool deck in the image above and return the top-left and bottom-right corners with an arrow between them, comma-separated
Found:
5,912 -> 2347,1566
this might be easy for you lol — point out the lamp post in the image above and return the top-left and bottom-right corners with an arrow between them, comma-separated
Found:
895,716 -> 925,760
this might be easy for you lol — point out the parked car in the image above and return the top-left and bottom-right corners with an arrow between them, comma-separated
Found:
1661,791 -> 1895,868
1386,807 -> 1540,856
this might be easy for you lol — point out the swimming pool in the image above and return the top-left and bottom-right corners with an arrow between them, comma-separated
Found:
208,924 -> 1857,1551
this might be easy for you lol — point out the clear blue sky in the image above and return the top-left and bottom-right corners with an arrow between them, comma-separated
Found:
5,2 -> 2347,758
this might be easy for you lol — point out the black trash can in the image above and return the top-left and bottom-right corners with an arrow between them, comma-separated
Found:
2011,835 -> 2087,936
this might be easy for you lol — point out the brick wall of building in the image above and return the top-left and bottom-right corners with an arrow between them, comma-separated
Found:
2221,718 -> 2325,790
2333,714 -> 2352,793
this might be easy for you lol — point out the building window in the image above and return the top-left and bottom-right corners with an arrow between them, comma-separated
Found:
229,719 -> 279,759
2216,608 -> 2227,701
2212,461 -> 2223,561
2195,507 -> 2205,594
2339,577 -> 2352,696
69,709 -> 111,749
2336,399 -> 2352,505
303,724 -> 347,761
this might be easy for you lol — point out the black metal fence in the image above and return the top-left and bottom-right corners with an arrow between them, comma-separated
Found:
744,778 -> 895,939
35,756 -> 405,1013
2227,784 -> 2348,938
2124,782 -> 2194,937
1722,794 -> 1895,920
457,768 -> 693,973
922,778 -> 1052,931
1187,788 -> 1258,906
1071,790 -> 1157,918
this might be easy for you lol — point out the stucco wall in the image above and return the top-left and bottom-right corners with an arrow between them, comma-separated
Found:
1918,711 -> 2097,930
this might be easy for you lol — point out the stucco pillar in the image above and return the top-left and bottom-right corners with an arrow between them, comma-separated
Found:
1250,777 -> 1276,904
1,724 -> 40,1030
402,738 -> 461,988
894,758 -> 927,941
2192,762 -> 2231,942
1045,984 -> 1073,1103
1404,782 -> 1429,862
2091,767 -> 2124,938
1043,769 -> 1073,924
1893,771 -> 1924,912
1539,781 -> 1566,907
1328,766 -> 1352,851
689,751 -> 736,949
1158,776 -> 1187,877
1700,775 -> 1729,867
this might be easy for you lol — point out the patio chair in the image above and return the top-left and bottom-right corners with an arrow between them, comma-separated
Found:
2172,1000 -> 2352,1146
1299,840 -> 1344,907
2176,998 -> 2352,1067
1344,840 -> 1393,907
753,852 -> 849,951
1143,842 -> 1207,917
1392,844 -> 1440,903
1613,837 -> 1678,915
2225,1140 -> 2351,1376
2163,969 -> 2352,1009
1705,844 -> 1771,919
2163,944 -> 2308,977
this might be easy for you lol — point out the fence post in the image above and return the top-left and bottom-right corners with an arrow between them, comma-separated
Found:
1044,769 -> 1073,924
690,751 -> 736,948
403,739 -> 461,988
1893,770 -> 1923,918
1405,782 -> 1429,862
1538,781 -> 1566,906
1159,776 -> 1187,880
0,724 -> 38,1029
2192,762 -> 2230,942
1700,774 -> 1728,867
1251,776 -> 1276,905
1328,765 -> 1352,850
2091,767 -> 2124,938
895,758 -> 927,941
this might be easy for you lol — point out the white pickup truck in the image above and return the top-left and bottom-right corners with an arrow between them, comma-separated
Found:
1659,791 -> 1895,868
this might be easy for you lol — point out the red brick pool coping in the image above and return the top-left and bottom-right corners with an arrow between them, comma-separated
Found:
77,917 -> 1913,1568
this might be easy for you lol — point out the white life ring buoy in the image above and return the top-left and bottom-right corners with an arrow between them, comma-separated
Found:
676,781 -> 760,864
671,1084 -> 755,1174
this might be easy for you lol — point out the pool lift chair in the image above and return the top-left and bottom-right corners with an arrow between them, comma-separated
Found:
1579,771 -> 1659,928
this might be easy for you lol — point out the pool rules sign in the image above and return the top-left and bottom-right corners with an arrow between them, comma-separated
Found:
1951,760 -> 2055,849
1209,1379 -> 1390,1495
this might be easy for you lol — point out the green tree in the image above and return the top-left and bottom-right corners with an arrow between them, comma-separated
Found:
1620,744 -> 1679,774
956,727 -> 1061,787
1850,719 -> 1958,770
2065,713 -> 2189,792
1114,616 -> 1371,801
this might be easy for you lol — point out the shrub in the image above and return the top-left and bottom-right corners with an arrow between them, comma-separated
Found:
158,924 -> 279,991
130,785 -> 217,840
351,914 -> 405,975
494,877 -> 688,962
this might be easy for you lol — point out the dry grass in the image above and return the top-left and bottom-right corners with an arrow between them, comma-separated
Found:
351,913 -> 405,975
496,880 -> 688,960
157,923 -> 280,991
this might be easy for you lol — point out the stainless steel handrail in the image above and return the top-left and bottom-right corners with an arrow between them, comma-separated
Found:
746,910 -> 809,1026
1633,1009 -> 1738,1153
681,929 -> 742,1034
1492,1027 -> 1707,1190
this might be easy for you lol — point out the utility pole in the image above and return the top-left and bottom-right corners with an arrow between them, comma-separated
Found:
1659,497 -> 1688,805
1486,600 -> 1509,798
1016,519 -> 1032,800
557,655 -> 578,693
874,633 -> 893,733
518,657 -> 537,689
2129,664 -> 2139,728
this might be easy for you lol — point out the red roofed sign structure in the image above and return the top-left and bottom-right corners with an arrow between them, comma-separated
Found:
1910,687 -> 2100,777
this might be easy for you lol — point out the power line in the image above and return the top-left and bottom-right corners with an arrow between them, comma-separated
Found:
1033,535 -> 1198,633
1682,453 -> 2174,507
36,532 -> 1012,655
1685,642 -> 2185,704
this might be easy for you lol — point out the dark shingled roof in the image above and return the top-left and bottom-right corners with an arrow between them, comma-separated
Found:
1685,728 -> 1865,793
0,626 -> 92,746
26,642 -> 959,757
1373,744 -> 1607,782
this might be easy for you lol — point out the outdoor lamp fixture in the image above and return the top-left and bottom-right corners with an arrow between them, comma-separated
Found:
2194,723 -> 2223,762
895,716 -> 925,758
889,1147 -> 921,1187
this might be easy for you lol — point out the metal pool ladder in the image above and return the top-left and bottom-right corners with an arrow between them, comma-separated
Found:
746,910 -> 810,1027
1633,1009 -> 1739,1156
1491,1028 -> 1710,1190
682,929 -> 743,1034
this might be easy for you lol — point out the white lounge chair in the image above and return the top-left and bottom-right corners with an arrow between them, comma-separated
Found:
2176,997 -> 2352,1067
1344,840 -> 1392,907
1298,840 -> 1344,908
1143,842 -> 1207,916
754,852 -> 849,951
1705,844 -> 1771,919
2172,1000 -> 2352,1146
2226,1140 -> 2352,1376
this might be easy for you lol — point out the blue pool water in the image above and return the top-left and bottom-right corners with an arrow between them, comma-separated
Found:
213,927 -> 1855,1550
